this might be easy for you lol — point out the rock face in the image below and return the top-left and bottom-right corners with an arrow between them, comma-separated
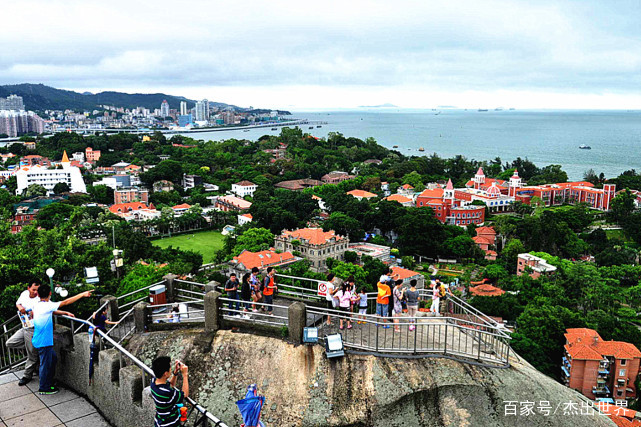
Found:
127,329 -> 616,427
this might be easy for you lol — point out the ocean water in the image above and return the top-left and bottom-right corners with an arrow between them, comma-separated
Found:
180,109 -> 641,181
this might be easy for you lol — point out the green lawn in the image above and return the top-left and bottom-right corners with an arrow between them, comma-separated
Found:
151,230 -> 225,263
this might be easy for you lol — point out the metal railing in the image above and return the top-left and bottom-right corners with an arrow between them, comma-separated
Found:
305,306 -> 511,367
150,300 -> 206,324
0,315 -> 27,373
74,299 -> 110,334
104,307 -> 136,344
220,297 -> 288,327
59,315 -> 229,427
174,279 -> 208,303
116,281 -> 164,316
274,274 -> 325,301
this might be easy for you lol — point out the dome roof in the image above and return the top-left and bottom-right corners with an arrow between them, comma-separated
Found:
487,183 -> 501,197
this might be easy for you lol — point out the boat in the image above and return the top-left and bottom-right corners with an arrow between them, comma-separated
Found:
271,127 -> 277,131
243,129 -> 250,132
316,125 -> 322,128
495,108 -> 503,111
478,109 -> 488,112
308,126 -> 314,129
418,147 -> 425,152
579,144 -> 592,150
392,145 -> 399,148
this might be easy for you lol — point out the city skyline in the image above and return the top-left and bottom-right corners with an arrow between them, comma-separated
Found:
2,1 -> 641,109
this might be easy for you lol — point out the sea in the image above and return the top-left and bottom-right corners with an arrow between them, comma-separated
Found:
180,109 -> 641,181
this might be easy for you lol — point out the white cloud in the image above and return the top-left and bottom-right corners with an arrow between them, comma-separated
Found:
1,0 -> 641,108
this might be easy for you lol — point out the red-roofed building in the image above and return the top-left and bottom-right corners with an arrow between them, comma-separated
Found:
474,226 -> 497,260
231,249 -> 299,273
346,189 -> 377,200
390,266 -> 425,288
172,203 -> 191,216
384,194 -> 413,206
275,227 -> 349,272
563,328 -> 641,402
469,284 -> 505,297
238,213 -> 253,226
321,171 -> 354,184
214,195 -> 252,212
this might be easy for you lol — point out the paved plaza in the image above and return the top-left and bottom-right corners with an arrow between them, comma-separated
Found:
0,371 -> 111,427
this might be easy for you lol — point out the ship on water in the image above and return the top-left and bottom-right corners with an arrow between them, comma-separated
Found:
418,147 -> 425,152
579,144 -> 592,150
478,109 -> 488,112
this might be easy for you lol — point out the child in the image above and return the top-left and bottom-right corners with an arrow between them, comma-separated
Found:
93,306 -> 118,333
334,283 -> 353,330
356,288 -> 368,324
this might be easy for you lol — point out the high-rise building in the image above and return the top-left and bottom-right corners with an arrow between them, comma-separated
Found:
180,101 -> 188,116
194,99 -> 209,122
0,111 -> 45,137
0,95 -> 25,111
160,100 -> 170,117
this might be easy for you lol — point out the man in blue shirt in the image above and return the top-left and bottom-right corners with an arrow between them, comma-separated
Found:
32,284 -> 93,395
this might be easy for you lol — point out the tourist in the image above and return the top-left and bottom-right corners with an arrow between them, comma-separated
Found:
168,305 -> 180,323
334,283 -> 353,330
392,280 -> 405,332
324,273 -> 337,325
250,267 -> 262,312
405,279 -> 419,331
439,280 -> 453,315
387,278 -> 396,321
379,266 -> 399,284
262,267 -> 277,315
430,281 -> 440,316
346,276 -> 357,314
32,285 -> 93,395
240,273 -> 252,315
151,356 -> 189,427
93,306 -> 118,333
224,273 -> 241,313
6,282 -> 40,386
376,279 -> 392,328
356,288 -> 368,324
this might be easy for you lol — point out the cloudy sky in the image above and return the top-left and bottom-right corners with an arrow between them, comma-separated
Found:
2,0 -> 641,109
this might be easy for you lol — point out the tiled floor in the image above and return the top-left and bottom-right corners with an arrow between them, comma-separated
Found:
0,372 -> 112,427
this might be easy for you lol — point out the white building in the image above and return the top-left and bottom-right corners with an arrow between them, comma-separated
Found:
231,180 -> 257,198
15,151 -> 86,195
71,152 -> 85,162
237,213 -> 253,225
180,101 -> 188,116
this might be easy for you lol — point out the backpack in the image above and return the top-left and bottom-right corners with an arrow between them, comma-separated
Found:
438,285 -> 446,298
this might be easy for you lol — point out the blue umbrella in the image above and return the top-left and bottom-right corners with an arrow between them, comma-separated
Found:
236,384 -> 265,427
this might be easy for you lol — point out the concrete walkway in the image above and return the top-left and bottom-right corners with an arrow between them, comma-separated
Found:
0,371 -> 112,427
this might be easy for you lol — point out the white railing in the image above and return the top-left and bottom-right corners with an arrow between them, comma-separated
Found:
0,315 -> 27,373
149,300 -> 206,323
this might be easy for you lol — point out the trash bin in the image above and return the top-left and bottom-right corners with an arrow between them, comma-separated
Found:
149,284 -> 167,306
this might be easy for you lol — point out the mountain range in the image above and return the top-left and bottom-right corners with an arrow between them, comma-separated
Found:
0,83 -> 247,112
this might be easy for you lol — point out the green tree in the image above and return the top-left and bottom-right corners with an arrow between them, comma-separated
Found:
22,184 -> 47,198
401,171 -> 424,192
232,227 -> 275,256
52,182 -> 70,194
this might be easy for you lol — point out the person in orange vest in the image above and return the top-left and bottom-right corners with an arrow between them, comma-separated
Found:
262,267 -> 278,315
376,280 -> 392,328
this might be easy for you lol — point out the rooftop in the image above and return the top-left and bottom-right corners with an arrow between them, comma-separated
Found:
280,227 -> 346,245
234,180 -> 256,187
233,249 -> 296,270
469,284 -> 505,297
346,189 -> 377,199
564,328 -> 641,360
384,194 -> 412,204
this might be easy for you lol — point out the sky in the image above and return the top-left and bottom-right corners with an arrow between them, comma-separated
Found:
2,0 -> 641,110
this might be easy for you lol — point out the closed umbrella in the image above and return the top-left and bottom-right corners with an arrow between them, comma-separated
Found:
236,384 -> 265,427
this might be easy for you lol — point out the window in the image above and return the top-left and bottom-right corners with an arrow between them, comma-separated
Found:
621,360 -> 627,366
617,391 -> 623,397
619,369 -> 626,377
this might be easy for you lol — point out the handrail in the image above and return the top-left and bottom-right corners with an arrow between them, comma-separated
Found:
75,300 -> 110,334
116,281 -> 164,301
59,315 -> 229,427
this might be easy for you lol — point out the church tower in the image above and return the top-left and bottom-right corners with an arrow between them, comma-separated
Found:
509,169 -> 522,197
473,167 -> 485,190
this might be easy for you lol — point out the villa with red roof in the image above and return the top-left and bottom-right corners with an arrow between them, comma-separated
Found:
473,226 -> 497,260
563,328 -> 641,402
384,194 -> 413,206
275,227 -> 349,272
109,202 -> 159,221
231,249 -> 299,273
346,189 -> 377,200
214,195 -> 252,212
231,180 -> 257,198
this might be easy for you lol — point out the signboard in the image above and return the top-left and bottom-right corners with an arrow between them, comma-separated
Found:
317,281 -> 328,297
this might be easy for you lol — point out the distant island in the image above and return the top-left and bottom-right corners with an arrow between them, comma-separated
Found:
358,103 -> 398,108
